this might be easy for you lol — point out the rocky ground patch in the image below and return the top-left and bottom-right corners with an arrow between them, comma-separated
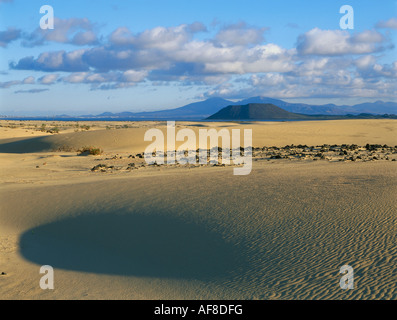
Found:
90,144 -> 397,173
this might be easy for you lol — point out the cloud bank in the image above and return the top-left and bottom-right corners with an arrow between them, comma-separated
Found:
2,19 -> 397,100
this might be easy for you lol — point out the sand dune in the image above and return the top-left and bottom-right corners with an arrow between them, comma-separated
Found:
1,119 -> 396,154
0,120 -> 396,300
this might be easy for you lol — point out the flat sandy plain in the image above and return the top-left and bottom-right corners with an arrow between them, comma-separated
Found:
0,119 -> 396,300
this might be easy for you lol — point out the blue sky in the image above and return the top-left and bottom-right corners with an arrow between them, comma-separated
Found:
0,0 -> 396,116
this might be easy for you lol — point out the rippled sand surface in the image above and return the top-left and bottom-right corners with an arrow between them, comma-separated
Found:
0,120 -> 396,299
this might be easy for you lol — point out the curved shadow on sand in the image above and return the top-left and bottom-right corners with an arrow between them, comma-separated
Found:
0,136 -> 54,153
19,212 -> 244,280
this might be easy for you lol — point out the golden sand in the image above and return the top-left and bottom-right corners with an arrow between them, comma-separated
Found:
0,119 -> 396,299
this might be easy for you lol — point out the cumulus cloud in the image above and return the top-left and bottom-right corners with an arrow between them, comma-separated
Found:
10,49 -> 89,72
16,24 -> 389,83
71,30 -> 98,46
354,55 -> 377,69
22,18 -> 99,47
351,30 -> 384,43
0,80 -> 20,88
355,59 -> 397,79
214,22 -> 267,46
121,70 -> 148,82
0,27 -> 21,47
297,28 -> 387,56
251,73 -> 285,86
61,70 -> 147,90
39,74 -> 59,84
201,52 -> 397,101
109,22 -> 205,50
11,23 -> 292,78
376,17 -> 397,29
62,70 -> 147,84
5,20 -> 397,99
203,69 -> 397,100
81,46 -> 168,72
22,76 -> 35,84
202,44 -> 295,74
0,76 -> 35,88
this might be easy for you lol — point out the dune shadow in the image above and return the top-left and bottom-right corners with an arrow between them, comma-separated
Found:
185,124 -> 208,127
19,212 -> 244,280
0,136 -> 53,153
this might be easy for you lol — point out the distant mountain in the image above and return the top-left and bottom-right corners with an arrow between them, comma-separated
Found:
238,97 -> 344,114
237,97 -> 397,115
207,103 -> 309,120
2,97 -> 396,121
207,103 -> 397,120
347,101 -> 397,114
101,98 -> 235,120
90,97 -> 397,120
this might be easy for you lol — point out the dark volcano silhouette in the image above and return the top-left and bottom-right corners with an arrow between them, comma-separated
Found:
206,103 -> 397,120
207,103 -> 312,120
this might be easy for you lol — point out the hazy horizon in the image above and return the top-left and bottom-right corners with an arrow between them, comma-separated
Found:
2,96 -> 397,118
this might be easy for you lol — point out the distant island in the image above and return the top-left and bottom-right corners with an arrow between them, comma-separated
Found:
1,97 -> 396,121
206,103 -> 397,121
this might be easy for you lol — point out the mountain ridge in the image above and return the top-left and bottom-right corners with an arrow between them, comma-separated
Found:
2,97 -> 396,120
207,103 -> 397,120
89,97 -> 397,119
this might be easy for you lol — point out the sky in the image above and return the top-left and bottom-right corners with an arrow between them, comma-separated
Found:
0,0 -> 396,116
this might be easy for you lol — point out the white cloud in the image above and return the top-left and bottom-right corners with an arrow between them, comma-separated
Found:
62,72 -> 89,83
22,18 -> 98,47
11,49 -> 88,72
60,70 -> 148,90
376,17 -> 397,29
121,70 -> 148,82
39,74 -> 59,84
22,76 -> 35,84
109,23 -> 205,51
351,30 -> 384,43
0,80 -> 20,88
297,28 -> 386,56
109,27 -> 135,46
137,25 -> 192,51
214,22 -> 267,46
0,27 -> 21,47
251,73 -> 285,86
7,21 -> 397,99
0,76 -> 35,88
72,30 -> 98,46
354,55 -> 377,69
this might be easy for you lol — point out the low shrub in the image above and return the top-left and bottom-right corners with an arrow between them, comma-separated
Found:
77,146 -> 103,156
